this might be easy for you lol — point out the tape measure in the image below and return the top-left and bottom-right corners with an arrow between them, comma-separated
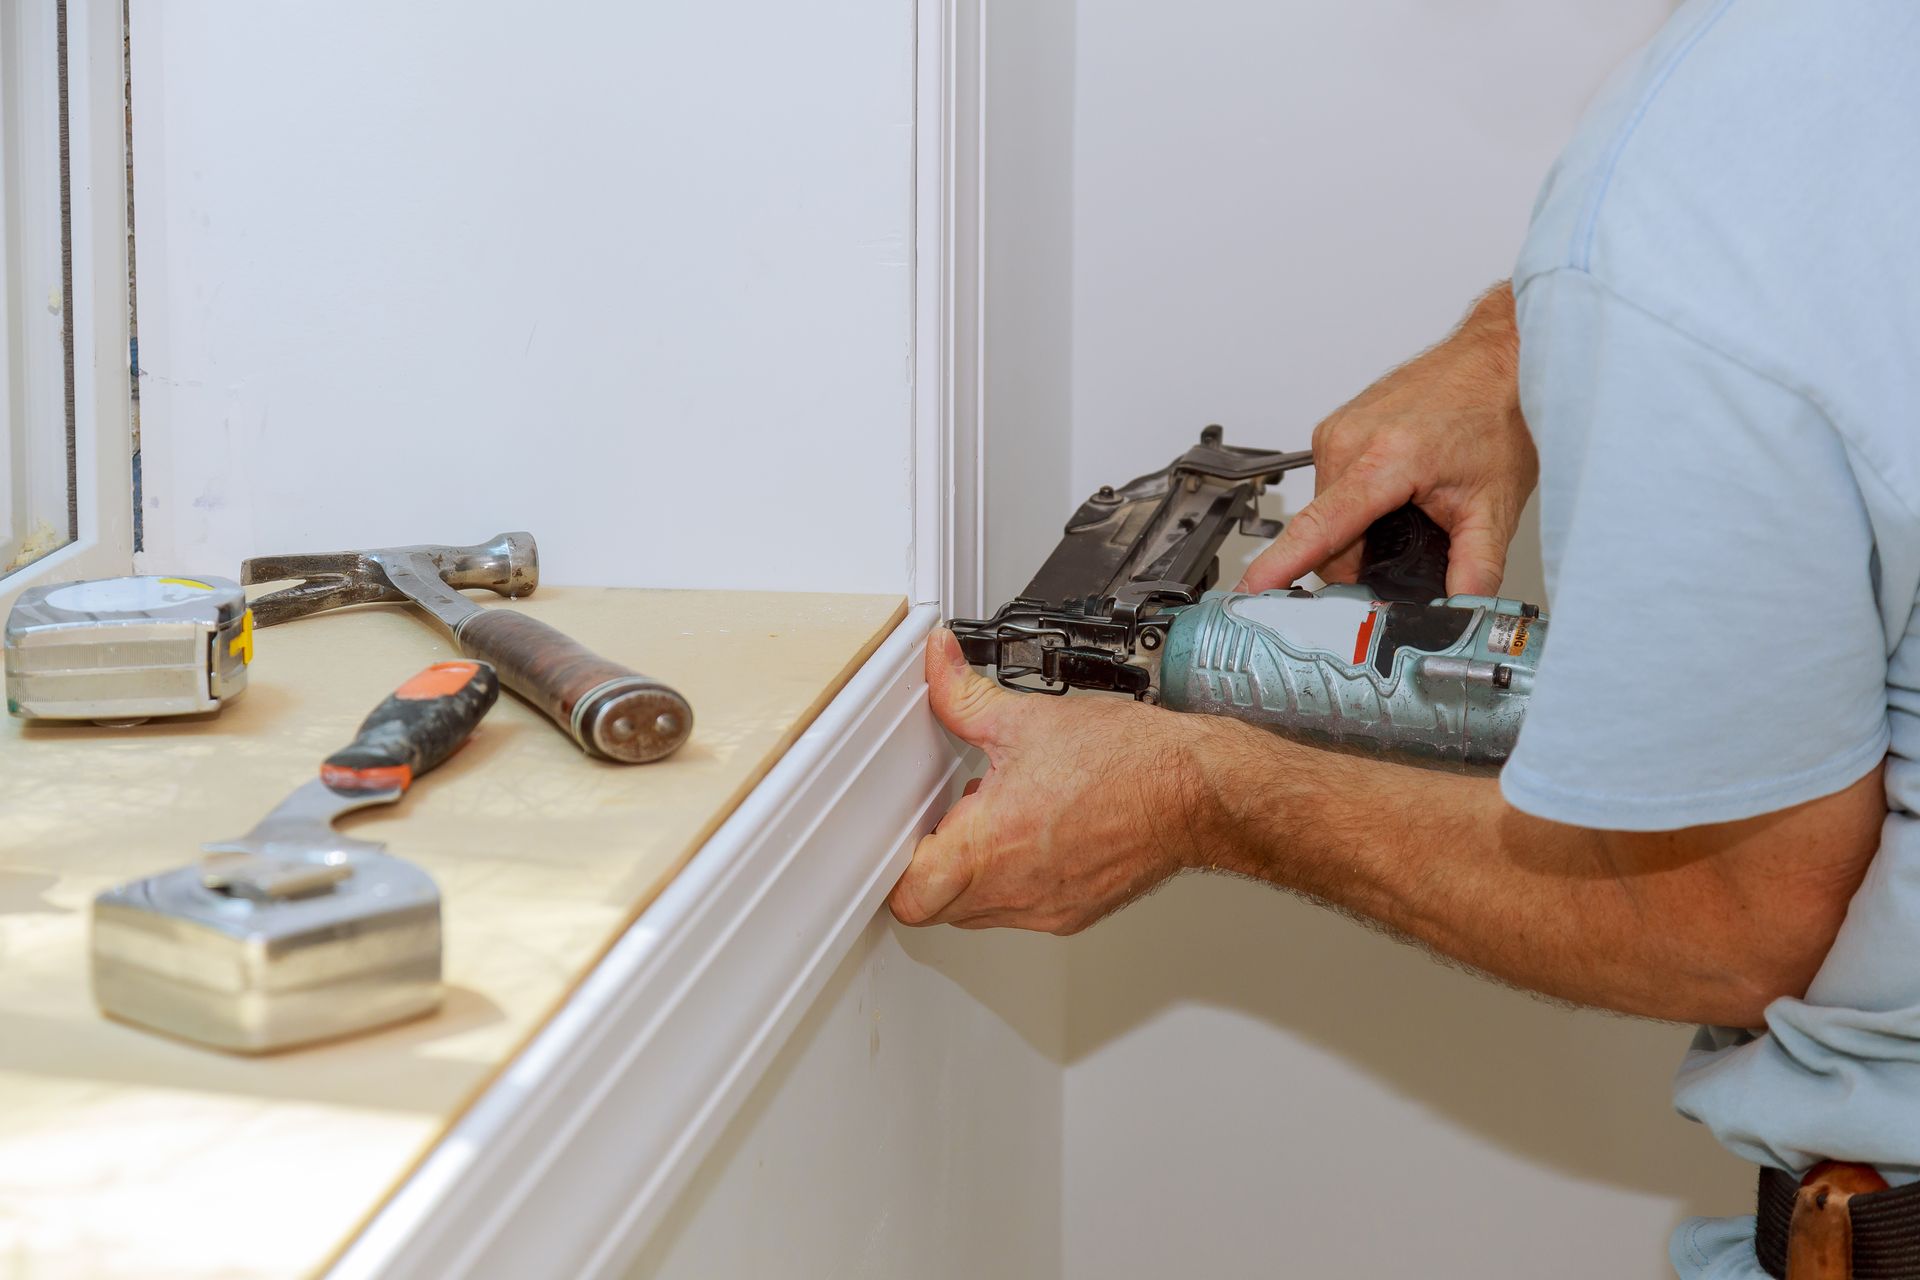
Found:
4,576 -> 253,724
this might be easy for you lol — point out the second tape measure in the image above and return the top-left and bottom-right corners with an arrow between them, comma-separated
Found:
4,576 -> 253,724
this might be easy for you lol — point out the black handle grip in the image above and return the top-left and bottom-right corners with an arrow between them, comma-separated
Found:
321,660 -> 500,793
1358,504 -> 1451,603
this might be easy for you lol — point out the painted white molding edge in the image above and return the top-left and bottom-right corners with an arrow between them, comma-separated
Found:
329,604 -> 963,1280
912,0 -> 986,619
0,0 -> 133,613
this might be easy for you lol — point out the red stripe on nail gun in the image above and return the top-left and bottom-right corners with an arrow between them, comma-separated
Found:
1353,607 -> 1379,666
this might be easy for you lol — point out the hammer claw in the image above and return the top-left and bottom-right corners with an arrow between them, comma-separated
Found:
241,551 -> 377,587
246,576 -> 402,628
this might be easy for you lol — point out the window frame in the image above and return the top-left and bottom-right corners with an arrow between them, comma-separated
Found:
0,0 -> 71,575
0,0 -> 130,610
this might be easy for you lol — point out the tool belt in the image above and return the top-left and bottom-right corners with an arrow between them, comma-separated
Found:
1756,1163 -> 1920,1278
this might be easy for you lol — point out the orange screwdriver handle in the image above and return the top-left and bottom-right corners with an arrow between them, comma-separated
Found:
320,661 -> 500,793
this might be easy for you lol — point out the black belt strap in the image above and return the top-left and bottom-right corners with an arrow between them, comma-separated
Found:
1757,1167 -> 1920,1278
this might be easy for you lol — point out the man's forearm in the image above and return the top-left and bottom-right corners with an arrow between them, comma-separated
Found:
1179,718 -> 1881,1027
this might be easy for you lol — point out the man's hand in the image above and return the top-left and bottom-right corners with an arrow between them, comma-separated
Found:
1238,282 -> 1537,598
888,628 -> 1206,934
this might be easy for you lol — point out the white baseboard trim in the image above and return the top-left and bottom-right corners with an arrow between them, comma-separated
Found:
331,604 -> 961,1280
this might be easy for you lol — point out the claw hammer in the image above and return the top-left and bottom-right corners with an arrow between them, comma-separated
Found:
243,533 -> 692,763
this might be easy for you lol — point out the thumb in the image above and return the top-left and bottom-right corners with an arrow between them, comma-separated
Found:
1236,466 -> 1414,593
925,627 -> 1024,750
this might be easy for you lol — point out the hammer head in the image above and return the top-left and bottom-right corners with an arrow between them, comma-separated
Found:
243,532 -> 539,627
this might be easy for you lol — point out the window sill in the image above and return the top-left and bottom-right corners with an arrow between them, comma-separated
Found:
0,589 -> 957,1279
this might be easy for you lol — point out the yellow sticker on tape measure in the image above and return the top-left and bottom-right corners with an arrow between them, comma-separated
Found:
229,608 -> 254,664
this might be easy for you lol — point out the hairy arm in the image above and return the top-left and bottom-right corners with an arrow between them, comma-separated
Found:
892,632 -> 1885,1030
1188,717 -> 1884,1027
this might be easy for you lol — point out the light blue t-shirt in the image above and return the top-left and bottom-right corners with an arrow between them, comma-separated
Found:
1502,3 -> 1920,1276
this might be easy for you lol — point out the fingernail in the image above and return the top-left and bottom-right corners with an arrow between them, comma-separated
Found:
937,627 -> 970,671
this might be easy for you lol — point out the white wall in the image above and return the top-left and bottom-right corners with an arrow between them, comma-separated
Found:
1065,879 -> 1750,1280
129,2 -> 915,593
1067,0 -> 1684,502
983,0 -> 1077,608
629,913 -> 1066,1280
1043,3 -> 1753,1278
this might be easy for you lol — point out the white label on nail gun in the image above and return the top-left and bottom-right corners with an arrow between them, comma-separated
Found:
45,576 -> 213,617
1229,594 -> 1378,663
1487,614 -> 1533,657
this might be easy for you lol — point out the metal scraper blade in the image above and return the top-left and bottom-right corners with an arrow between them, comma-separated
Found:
201,777 -> 403,864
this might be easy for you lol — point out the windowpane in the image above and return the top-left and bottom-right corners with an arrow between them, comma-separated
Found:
1,0 -> 75,577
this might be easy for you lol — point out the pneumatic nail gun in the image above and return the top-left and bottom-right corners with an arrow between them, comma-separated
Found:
949,426 -> 1546,768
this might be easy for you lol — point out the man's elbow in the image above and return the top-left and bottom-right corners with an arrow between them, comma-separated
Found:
1707,838 -> 1879,1026
1662,890 -> 1852,1027
1715,927 -> 1841,1029
1650,771 -> 1885,1028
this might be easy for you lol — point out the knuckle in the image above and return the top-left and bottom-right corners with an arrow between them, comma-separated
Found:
946,674 -> 1002,725
1343,449 -> 1397,486
1312,406 -> 1355,451
887,879 -> 931,925
1372,427 -> 1420,462
889,833 -> 974,926
1287,502 -> 1330,537
1287,499 -> 1350,549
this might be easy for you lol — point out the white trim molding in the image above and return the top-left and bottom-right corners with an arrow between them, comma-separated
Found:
912,0 -> 987,620
333,605 -> 964,1280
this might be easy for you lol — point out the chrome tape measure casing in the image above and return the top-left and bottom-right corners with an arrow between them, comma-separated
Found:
92,852 -> 441,1053
1159,586 -> 1546,769
4,576 -> 253,721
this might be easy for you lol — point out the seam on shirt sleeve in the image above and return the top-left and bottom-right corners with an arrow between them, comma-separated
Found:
1526,266 -> 1829,422
1500,721 -> 1888,831
1519,265 -> 1920,531
1571,0 -> 1739,271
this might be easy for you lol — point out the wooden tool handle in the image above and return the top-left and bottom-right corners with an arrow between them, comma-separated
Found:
455,609 -> 693,764
321,660 -> 500,793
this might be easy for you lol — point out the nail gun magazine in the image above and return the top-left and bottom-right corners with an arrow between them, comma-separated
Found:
948,426 -> 1548,769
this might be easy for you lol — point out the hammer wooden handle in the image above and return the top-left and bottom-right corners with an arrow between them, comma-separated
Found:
455,609 -> 692,764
